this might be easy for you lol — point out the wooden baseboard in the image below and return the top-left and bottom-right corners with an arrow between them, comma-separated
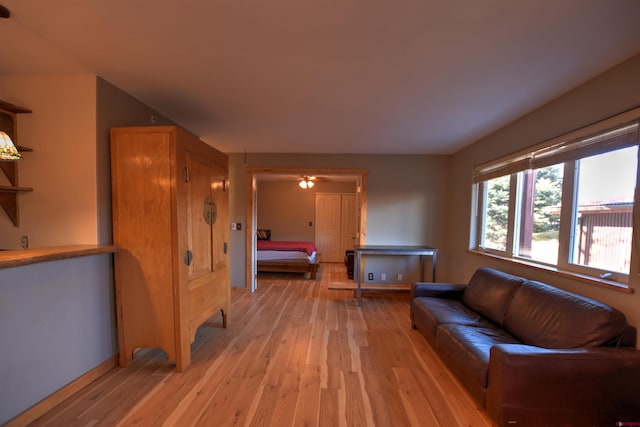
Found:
4,354 -> 118,427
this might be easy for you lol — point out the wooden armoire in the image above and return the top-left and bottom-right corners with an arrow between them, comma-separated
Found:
110,126 -> 230,371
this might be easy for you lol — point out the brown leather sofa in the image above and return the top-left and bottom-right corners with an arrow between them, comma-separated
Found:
410,267 -> 640,426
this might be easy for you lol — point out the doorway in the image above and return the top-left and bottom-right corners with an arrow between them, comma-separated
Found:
245,168 -> 368,291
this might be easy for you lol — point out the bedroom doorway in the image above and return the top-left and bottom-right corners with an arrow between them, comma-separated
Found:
246,168 -> 368,292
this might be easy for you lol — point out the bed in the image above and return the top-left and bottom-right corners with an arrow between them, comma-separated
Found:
256,229 -> 321,279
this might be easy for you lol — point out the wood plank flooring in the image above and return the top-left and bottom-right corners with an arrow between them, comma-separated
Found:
28,263 -> 493,427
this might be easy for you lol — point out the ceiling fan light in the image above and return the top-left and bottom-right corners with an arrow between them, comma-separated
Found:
307,180 -> 314,188
299,180 -> 308,189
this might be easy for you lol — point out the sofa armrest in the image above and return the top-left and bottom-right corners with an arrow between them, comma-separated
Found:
487,344 -> 640,426
410,282 -> 466,299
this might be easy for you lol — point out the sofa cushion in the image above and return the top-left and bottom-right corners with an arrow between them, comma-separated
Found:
462,267 -> 525,326
436,324 -> 521,404
503,280 -> 628,348
412,297 -> 493,342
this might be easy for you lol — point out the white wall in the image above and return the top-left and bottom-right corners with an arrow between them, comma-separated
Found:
446,53 -> 640,337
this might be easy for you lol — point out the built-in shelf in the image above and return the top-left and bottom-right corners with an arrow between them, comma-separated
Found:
0,185 -> 34,192
0,100 -> 33,226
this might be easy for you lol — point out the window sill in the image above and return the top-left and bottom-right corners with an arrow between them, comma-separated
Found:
469,249 -> 634,294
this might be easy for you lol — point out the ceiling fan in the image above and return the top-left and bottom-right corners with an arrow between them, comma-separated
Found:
298,175 -> 320,189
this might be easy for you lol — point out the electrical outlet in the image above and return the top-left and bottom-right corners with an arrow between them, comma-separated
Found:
21,235 -> 29,249
368,273 -> 374,280
381,273 -> 386,281
397,273 -> 403,281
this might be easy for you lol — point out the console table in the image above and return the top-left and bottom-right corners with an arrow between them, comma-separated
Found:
353,245 -> 438,304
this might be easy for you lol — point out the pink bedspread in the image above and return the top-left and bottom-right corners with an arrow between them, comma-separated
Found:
257,240 -> 317,256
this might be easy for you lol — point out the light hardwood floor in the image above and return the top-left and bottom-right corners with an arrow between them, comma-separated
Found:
29,263 -> 493,427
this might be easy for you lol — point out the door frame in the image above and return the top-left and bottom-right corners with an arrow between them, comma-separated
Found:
245,167 -> 368,291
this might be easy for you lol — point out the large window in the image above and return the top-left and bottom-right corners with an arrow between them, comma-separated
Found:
473,110 -> 640,285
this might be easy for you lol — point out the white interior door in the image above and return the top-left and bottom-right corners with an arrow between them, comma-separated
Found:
315,193 -> 342,262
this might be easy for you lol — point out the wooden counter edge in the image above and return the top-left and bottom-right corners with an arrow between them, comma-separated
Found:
0,245 -> 120,269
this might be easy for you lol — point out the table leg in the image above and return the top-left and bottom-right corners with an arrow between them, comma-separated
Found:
356,251 -> 362,305
432,252 -> 437,281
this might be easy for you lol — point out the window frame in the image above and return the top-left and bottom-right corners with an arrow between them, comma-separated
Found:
471,107 -> 640,289
477,174 -> 514,253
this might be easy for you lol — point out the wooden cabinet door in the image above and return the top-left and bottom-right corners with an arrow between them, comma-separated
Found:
180,147 -> 230,367
186,153 -> 216,281
111,129 -> 177,367
210,161 -> 229,279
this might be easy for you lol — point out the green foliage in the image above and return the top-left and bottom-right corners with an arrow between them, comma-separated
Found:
533,166 -> 562,235
484,175 -> 510,249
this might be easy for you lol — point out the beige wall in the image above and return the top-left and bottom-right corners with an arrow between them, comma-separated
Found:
0,74 -> 98,248
257,180 -> 356,242
228,153 -> 451,287
446,53 -> 640,336
0,75 -> 176,249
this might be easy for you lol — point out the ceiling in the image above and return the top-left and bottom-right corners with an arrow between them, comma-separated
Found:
1,1 -> 640,155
